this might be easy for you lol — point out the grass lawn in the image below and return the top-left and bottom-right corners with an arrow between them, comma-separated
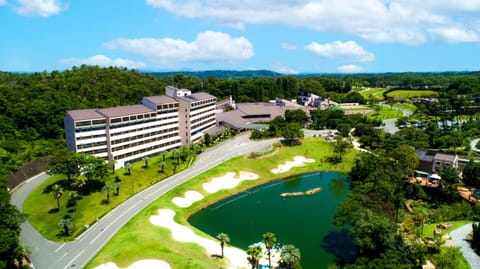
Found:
357,87 -> 388,101
367,105 -> 403,120
24,151 -> 195,241
422,220 -> 472,238
392,103 -> 417,112
85,137 -> 357,269
386,90 -> 439,99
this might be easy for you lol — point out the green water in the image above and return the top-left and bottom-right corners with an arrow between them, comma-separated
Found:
188,171 -> 356,268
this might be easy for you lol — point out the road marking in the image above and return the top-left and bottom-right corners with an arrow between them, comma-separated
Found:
64,249 -> 84,269
54,243 -> 65,253
90,199 -> 143,245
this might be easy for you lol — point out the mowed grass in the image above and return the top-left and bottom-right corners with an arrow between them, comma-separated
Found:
357,87 -> 388,101
367,105 -> 403,120
386,90 -> 439,99
422,220 -> 472,238
23,152 -> 194,241
85,137 -> 358,269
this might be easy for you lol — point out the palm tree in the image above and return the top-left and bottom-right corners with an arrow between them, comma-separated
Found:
143,156 -> 150,168
125,163 -> 132,175
216,232 -> 230,258
51,184 -> 64,210
262,232 -> 277,268
57,215 -> 74,236
68,191 -> 79,209
102,185 -> 113,204
159,161 -> 165,173
246,244 -> 263,269
279,244 -> 301,269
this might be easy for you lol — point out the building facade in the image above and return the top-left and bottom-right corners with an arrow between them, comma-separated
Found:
64,86 -> 216,167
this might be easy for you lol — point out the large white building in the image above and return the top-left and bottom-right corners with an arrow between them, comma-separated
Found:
64,86 -> 216,167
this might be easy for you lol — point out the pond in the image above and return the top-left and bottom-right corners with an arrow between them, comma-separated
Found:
188,171 -> 356,268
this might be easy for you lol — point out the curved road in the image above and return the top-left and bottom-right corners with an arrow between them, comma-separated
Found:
11,133 -> 280,269
450,223 -> 480,268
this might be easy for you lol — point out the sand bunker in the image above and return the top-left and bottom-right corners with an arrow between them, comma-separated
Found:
94,259 -> 171,269
150,209 -> 248,268
172,190 -> 204,208
271,156 -> 315,174
203,171 -> 259,193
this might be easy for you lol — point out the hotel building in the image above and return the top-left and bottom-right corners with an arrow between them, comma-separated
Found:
64,86 -> 216,167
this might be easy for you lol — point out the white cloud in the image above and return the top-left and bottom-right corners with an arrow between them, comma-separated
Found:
281,42 -> 297,50
0,0 -> 7,6
103,31 -> 253,66
305,41 -> 375,63
429,27 -> 480,43
14,0 -> 66,17
145,0 -> 480,44
337,64 -> 364,73
272,63 -> 299,74
60,55 -> 146,69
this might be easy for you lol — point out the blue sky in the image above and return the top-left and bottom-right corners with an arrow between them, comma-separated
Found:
1,0 -> 480,74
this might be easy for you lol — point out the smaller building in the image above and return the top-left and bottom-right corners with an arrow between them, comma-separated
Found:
416,150 -> 458,173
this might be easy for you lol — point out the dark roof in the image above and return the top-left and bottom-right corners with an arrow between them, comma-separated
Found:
416,150 -> 434,163
66,109 -> 104,121
98,105 -> 155,118
143,95 -> 178,104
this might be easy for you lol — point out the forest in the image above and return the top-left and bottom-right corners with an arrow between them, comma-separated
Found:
1,65 -> 480,267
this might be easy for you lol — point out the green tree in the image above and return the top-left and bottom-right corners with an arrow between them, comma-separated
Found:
333,135 -> 351,159
51,184 -> 64,210
246,244 -> 263,269
472,222 -> 480,254
284,109 -> 308,125
67,191 -> 79,209
262,232 -> 277,268
102,185 -> 113,204
114,176 -> 121,195
57,215 -> 74,236
143,156 -> 150,168
204,133 -> 212,146
279,244 -> 301,269
125,163 -> 132,175
462,159 -> 480,188
0,183 -> 24,268
281,122 -> 304,146
216,232 -> 230,258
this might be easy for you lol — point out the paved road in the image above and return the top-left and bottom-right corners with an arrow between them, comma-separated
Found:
450,223 -> 480,269
11,133 -> 280,269
379,103 -> 413,134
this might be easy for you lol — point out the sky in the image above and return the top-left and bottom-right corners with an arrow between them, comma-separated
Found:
1,0 -> 480,74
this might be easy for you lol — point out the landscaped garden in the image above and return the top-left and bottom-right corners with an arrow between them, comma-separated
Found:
23,147 -> 197,240
85,137 -> 358,268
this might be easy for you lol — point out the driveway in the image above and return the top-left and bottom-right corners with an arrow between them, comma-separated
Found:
11,132 -> 280,269
449,223 -> 480,269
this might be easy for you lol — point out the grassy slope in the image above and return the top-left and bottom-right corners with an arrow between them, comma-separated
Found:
386,90 -> 439,99
85,137 -> 357,268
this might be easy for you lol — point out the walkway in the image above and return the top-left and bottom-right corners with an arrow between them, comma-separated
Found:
11,133 -> 280,269
449,223 -> 480,269
471,138 -> 480,153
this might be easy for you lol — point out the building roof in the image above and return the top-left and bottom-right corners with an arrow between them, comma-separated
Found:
176,92 -> 216,103
435,153 -> 458,162
416,150 -> 434,163
143,95 -> 178,104
66,109 -> 104,121
98,104 -> 155,118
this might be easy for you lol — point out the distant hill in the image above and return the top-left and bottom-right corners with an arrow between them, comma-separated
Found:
147,70 -> 283,79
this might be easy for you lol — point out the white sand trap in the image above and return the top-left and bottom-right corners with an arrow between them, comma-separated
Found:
94,259 -> 171,269
203,171 -> 259,193
172,190 -> 204,208
271,156 -> 315,174
150,209 -> 249,268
